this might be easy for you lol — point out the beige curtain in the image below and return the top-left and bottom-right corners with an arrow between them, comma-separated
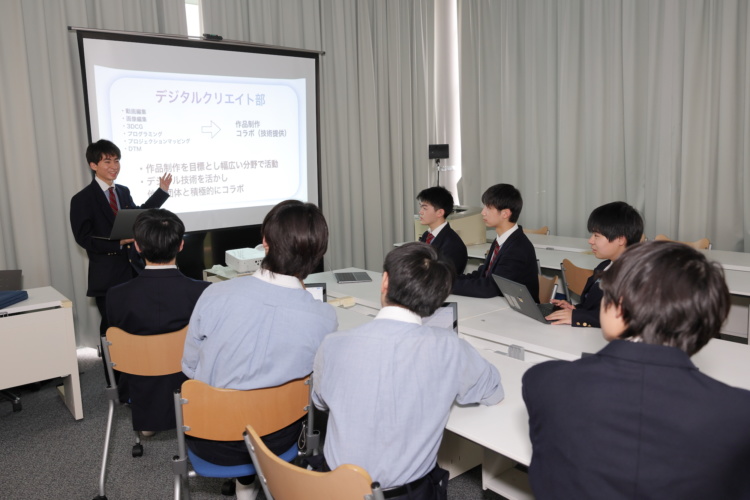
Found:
202,0 -> 436,271
0,0 -> 187,347
459,0 -> 750,251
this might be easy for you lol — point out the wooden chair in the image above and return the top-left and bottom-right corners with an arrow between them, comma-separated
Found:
172,377 -> 311,500
523,225 -> 550,235
560,259 -> 594,304
654,234 -> 711,250
244,424 -> 385,500
538,274 -> 559,304
95,326 -> 188,500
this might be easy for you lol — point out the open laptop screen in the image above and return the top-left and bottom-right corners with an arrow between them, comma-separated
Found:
422,302 -> 458,333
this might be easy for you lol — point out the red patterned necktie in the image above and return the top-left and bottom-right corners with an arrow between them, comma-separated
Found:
485,243 -> 500,276
425,233 -> 434,245
108,187 -> 118,215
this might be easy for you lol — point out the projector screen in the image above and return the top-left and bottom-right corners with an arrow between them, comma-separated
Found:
75,30 -> 321,232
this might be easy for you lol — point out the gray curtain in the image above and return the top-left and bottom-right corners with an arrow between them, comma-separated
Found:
202,0 -> 436,271
459,0 -> 750,251
0,0 -> 187,347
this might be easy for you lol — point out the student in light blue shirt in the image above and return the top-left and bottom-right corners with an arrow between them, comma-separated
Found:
313,242 -> 503,500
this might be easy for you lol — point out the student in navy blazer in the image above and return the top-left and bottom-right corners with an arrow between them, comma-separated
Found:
452,183 -> 538,301
417,186 -> 468,274
69,139 -> 172,336
546,201 -> 643,327
107,209 -> 209,433
523,242 -> 750,500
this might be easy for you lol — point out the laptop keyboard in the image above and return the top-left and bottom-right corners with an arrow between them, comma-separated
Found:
537,302 -> 556,317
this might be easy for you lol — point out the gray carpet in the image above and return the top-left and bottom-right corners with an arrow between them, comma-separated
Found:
0,348 -> 505,500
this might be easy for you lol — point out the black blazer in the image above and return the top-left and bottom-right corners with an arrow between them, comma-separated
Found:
523,340 -> 750,500
70,179 -> 169,296
107,268 -> 210,431
419,222 -> 468,274
452,226 -> 538,300
570,259 -> 609,328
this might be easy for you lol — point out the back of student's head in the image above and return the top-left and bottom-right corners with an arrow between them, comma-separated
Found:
86,139 -> 121,165
261,200 -> 328,279
133,209 -> 185,263
481,184 -> 522,223
587,201 -> 643,247
382,242 -> 455,317
417,186 -> 455,218
600,241 -> 729,356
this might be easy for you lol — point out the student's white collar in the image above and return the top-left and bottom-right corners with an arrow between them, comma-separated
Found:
94,176 -> 115,192
253,268 -> 304,289
429,221 -> 448,238
375,306 -> 422,325
495,223 -> 519,247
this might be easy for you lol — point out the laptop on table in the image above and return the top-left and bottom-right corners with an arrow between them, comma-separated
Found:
492,275 -> 558,324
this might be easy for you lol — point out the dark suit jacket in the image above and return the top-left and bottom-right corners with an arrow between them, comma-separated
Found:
523,340 -> 750,500
70,179 -> 169,297
107,268 -> 210,431
452,226 -> 538,300
570,259 -> 609,328
419,222 -> 468,274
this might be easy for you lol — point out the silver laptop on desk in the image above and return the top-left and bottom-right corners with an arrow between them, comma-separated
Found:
493,275 -> 557,324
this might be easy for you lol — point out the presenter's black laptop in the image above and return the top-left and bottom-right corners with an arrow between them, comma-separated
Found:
493,275 -> 557,324
93,209 -> 147,240
334,271 -> 372,284
423,302 -> 458,333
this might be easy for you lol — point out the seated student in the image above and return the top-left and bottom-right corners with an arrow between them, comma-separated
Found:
452,183 -> 538,300
417,186 -> 468,274
523,241 -> 750,500
182,200 -> 337,500
546,201 -> 643,327
313,242 -> 504,500
107,208 -> 210,435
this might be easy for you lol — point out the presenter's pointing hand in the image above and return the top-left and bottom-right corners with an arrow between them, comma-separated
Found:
159,173 -> 173,191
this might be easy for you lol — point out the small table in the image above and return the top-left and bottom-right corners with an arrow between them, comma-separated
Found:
0,287 -> 83,420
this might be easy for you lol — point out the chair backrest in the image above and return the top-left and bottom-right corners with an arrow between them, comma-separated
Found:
523,226 -> 550,235
538,274 -> 558,304
180,377 -> 309,441
654,234 -> 711,250
106,326 -> 187,376
244,424 -> 383,500
560,259 -> 594,301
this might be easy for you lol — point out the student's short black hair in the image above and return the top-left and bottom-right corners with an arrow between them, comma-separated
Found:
417,186 -> 455,218
587,201 -> 644,247
600,241 -> 730,356
481,184 -> 522,223
382,242 -> 455,317
133,209 -> 185,264
86,139 -> 121,165
261,200 -> 328,279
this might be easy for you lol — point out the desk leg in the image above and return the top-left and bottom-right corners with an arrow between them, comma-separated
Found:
437,430 -> 483,479
59,372 -> 84,420
481,450 -> 533,500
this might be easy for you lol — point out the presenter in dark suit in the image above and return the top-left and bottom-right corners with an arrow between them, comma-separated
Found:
70,139 -> 172,337
523,242 -> 750,500
546,201 -> 643,327
417,186 -> 468,274
107,209 -> 209,433
452,183 -> 538,301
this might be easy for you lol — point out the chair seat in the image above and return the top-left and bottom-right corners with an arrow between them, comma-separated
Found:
187,443 -> 298,478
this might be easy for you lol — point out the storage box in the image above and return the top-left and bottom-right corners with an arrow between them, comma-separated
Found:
225,247 -> 265,274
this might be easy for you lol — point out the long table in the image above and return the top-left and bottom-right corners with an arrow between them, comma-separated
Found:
0,287 -> 83,420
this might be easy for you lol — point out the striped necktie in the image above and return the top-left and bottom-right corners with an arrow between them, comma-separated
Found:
425,233 -> 434,245
108,187 -> 118,215
485,243 -> 500,276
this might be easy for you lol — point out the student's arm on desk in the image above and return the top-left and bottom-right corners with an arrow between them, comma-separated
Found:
456,339 -> 505,405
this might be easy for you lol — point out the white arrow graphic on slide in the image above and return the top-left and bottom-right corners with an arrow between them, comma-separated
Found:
201,121 -> 221,138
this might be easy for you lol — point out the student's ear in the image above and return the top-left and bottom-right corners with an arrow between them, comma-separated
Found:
436,208 -> 445,220
262,237 -> 269,253
134,241 -> 142,253
380,272 -> 390,308
615,235 -> 627,247
501,208 -> 512,220
89,162 -> 98,171
178,240 -> 185,253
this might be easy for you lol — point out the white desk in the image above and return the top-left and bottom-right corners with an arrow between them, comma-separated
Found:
0,287 -> 83,420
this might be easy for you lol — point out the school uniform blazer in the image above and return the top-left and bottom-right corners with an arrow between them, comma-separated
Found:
570,259 -> 609,328
107,268 -> 210,431
452,226 -> 538,301
70,179 -> 169,296
522,340 -> 750,500
419,222 -> 468,274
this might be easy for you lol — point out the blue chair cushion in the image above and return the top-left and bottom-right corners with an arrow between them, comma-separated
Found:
188,443 -> 298,478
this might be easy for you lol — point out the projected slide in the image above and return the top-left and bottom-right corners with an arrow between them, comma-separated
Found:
96,66 -> 306,214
